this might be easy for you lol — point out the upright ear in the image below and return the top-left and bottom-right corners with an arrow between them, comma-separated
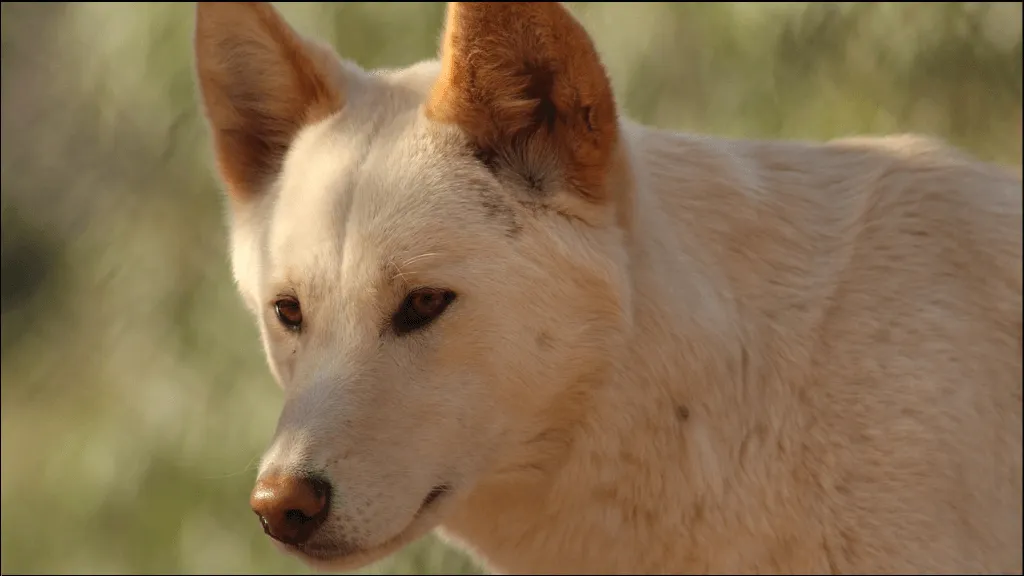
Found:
194,2 -> 344,201
427,2 -> 620,204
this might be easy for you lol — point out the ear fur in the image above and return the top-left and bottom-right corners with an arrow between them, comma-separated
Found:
426,2 -> 620,203
194,2 -> 344,201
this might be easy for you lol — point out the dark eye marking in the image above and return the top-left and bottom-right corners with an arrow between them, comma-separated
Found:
273,296 -> 303,331
393,288 -> 456,336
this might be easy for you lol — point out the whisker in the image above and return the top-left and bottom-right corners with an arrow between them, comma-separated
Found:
390,252 -> 444,283
198,454 -> 262,481
399,252 -> 441,268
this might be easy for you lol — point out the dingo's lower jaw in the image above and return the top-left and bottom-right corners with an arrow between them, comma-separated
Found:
277,484 -> 455,570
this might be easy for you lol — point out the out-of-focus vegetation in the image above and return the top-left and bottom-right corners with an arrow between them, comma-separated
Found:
1,2 -> 1020,574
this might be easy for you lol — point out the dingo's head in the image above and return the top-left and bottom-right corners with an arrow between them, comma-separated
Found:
195,1 -> 631,568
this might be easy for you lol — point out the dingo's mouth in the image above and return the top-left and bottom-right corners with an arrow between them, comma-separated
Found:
418,483 -> 452,513
281,483 -> 455,569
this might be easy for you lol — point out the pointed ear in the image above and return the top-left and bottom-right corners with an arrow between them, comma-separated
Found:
194,2 -> 344,201
426,2 -> 620,203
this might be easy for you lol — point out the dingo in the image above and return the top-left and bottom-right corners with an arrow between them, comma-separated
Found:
193,2 -> 1023,573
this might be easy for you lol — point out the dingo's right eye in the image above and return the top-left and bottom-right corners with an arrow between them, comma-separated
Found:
274,297 -> 303,331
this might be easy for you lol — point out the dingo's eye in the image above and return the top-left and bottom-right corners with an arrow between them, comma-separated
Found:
394,288 -> 456,336
274,297 -> 303,331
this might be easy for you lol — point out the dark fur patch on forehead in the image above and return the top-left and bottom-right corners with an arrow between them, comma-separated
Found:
466,173 -> 522,238
481,192 -> 522,237
468,139 -> 578,238
472,140 -> 553,198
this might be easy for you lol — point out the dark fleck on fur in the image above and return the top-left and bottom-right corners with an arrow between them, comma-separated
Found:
676,405 -> 690,422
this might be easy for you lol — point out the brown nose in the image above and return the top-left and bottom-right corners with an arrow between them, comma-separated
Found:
250,473 -> 331,546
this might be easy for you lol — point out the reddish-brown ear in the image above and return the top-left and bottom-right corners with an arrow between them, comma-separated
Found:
426,2 -> 619,203
194,2 -> 344,201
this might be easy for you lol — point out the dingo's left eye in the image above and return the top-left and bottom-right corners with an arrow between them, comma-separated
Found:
274,297 -> 303,331
393,288 -> 456,335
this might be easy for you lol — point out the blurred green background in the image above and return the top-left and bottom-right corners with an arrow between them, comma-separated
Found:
1,2 -> 1020,574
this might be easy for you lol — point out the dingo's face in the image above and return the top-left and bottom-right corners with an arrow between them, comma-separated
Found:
195,2 -> 629,568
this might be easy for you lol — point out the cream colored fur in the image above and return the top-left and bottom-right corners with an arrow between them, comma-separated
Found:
194,3 -> 1023,574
